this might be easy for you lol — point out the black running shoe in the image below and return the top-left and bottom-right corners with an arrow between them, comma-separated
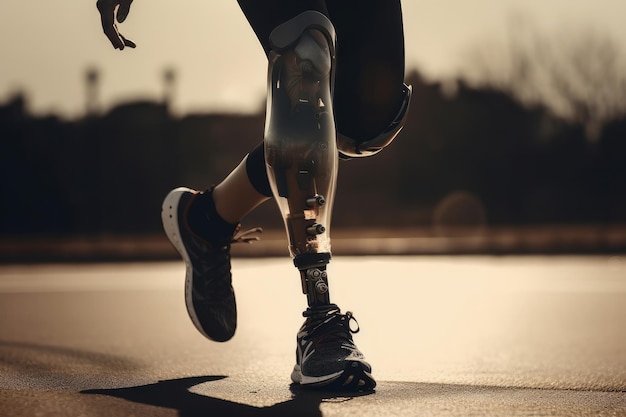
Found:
291,304 -> 376,391
161,187 -> 260,342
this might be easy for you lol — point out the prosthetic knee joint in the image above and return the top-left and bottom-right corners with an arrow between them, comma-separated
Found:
337,83 -> 412,159
263,11 -> 337,307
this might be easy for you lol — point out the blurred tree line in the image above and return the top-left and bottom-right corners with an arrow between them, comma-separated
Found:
1,68 -> 624,238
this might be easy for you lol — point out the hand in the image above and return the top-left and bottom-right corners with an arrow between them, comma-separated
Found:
96,0 -> 136,50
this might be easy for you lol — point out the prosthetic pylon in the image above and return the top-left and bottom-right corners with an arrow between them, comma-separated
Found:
264,11 -> 337,307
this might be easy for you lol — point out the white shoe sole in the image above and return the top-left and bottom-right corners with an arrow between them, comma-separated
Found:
161,187 -> 210,339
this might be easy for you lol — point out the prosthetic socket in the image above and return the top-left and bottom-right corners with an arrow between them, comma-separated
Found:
264,11 -> 337,307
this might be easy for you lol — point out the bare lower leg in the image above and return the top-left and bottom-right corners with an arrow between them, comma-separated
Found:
213,155 -> 270,224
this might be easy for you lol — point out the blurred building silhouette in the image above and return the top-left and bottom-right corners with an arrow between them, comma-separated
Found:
85,67 -> 100,117
1,68 -> 625,239
162,67 -> 177,111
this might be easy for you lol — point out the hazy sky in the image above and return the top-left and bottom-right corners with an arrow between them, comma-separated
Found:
1,1 -> 626,118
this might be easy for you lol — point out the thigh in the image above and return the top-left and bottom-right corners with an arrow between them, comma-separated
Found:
327,0 -> 407,140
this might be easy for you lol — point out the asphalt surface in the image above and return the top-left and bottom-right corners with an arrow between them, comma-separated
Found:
1,256 -> 625,416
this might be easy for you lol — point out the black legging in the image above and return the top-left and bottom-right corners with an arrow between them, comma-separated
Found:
240,0 -> 407,196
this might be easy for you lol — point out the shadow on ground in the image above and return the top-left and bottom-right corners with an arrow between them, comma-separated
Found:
82,376 -> 372,417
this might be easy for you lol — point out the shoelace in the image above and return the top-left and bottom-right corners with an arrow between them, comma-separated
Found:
199,227 -> 263,294
197,225 -> 263,300
305,307 -> 360,348
231,226 -> 263,244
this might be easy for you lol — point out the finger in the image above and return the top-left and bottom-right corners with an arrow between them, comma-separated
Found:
121,35 -> 136,48
116,0 -> 133,23
103,21 -> 125,49
97,0 -> 125,49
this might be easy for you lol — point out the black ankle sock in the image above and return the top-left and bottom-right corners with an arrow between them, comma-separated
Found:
187,189 -> 238,244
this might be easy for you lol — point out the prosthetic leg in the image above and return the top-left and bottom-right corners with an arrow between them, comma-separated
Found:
262,10 -> 410,390
264,11 -> 337,308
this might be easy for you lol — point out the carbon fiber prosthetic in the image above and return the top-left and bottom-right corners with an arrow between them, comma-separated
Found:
264,11 -> 337,307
